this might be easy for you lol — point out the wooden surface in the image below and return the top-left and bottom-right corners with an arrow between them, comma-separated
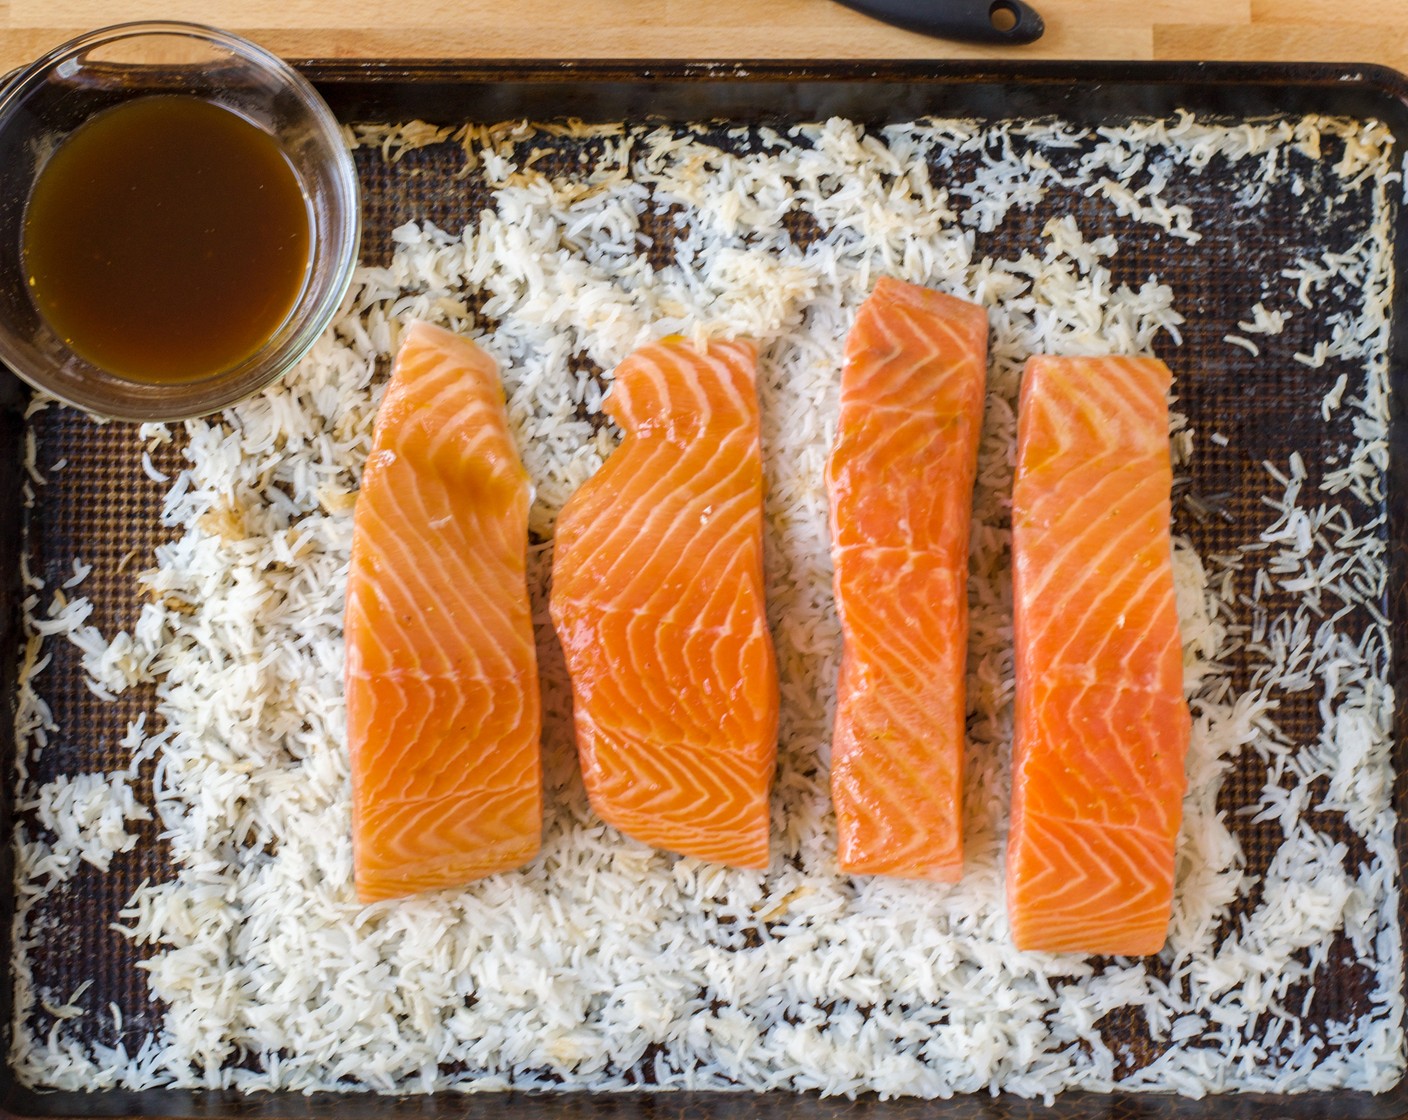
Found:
2,0 -> 1407,77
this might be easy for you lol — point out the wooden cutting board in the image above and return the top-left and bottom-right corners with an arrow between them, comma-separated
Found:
1,0 -> 1405,74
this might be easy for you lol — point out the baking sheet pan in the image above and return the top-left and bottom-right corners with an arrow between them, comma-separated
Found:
2,59 -> 1408,1120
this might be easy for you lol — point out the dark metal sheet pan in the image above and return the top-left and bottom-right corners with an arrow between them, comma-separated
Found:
3,58 -> 1408,1120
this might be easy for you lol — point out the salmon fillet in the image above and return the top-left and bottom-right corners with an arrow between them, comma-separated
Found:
826,278 -> 988,880
1007,355 -> 1190,955
550,335 -> 779,869
344,321 -> 541,902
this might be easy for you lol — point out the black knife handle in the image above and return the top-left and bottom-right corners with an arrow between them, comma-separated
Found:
837,0 -> 1045,45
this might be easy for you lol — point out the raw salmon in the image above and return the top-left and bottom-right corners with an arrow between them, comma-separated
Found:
550,335 -> 778,869
826,277 -> 988,880
344,321 -> 541,902
1007,355 -> 1190,955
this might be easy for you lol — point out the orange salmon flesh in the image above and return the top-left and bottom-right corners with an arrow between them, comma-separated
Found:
1007,354 -> 1191,955
344,321 -> 542,902
826,278 -> 989,881
550,335 -> 779,869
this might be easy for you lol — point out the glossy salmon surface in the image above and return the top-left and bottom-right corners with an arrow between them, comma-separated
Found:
344,321 -> 541,902
826,278 -> 988,880
550,335 -> 779,869
1007,355 -> 1190,955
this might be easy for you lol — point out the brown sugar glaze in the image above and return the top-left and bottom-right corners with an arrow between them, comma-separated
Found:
22,94 -> 311,385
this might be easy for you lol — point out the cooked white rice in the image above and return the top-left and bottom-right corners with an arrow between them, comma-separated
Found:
9,111 -> 1403,1097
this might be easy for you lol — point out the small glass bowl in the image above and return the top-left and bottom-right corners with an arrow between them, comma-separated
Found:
0,22 -> 360,421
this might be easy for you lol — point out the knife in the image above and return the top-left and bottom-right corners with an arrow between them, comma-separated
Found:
835,0 -> 1045,45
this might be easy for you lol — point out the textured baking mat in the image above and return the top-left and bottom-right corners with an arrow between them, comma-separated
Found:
3,62 -> 1407,1120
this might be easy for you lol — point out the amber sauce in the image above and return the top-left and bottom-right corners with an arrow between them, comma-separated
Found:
21,95 -> 311,384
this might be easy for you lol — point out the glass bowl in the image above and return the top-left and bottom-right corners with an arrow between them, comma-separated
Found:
0,22 -> 360,421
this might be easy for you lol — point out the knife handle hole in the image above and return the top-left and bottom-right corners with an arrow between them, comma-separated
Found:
989,1 -> 1019,32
